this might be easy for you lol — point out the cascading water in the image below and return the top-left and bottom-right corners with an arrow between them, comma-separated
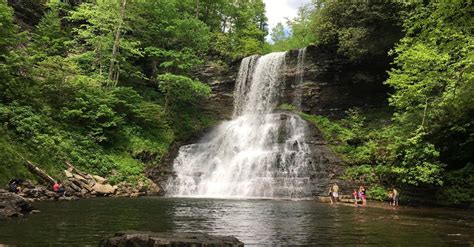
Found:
166,51 -> 315,199
293,47 -> 307,108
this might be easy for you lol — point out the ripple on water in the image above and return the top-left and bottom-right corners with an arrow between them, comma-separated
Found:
0,197 -> 473,246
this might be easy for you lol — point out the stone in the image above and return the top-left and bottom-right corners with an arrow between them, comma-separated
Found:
73,174 -> 88,183
64,170 -> 73,178
67,182 -> 82,192
22,186 -> 48,198
143,178 -> 162,196
93,175 -> 108,185
92,183 -> 116,195
0,190 -> 35,219
99,231 -> 244,247
82,183 -> 93,192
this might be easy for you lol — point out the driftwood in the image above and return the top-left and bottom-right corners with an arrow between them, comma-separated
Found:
25,160 -> 56,185
65,161 -> 89,178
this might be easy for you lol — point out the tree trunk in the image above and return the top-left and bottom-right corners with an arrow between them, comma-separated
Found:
108,0 -> 127,86
25,160 -> 56,185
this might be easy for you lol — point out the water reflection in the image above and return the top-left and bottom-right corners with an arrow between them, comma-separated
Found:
0,198 -> 473,246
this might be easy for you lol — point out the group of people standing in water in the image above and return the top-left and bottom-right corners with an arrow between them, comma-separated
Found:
352,186 -> 367,207
328,183 -> 400,207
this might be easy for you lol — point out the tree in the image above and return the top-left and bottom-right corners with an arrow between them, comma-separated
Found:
158,73 -> 211,112
68,1 -> 142,86
386,1 -> 473,172
271,22 -> 286,43
29,3 -> 70,61
311,0 -> 403,60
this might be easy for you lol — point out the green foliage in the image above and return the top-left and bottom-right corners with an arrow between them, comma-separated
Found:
268,0 -> 403,58
0,0 -> 232,186
386,1 -> 474,171
279,1 -> 472,203
29,3 -> 70,61
366,184 -> 388,201
0,0 -> 18,56
278,103 -> 296,111
107,153 -> 145,185
0,130 -> 36,185
302,108 -> 443,188
313,1 -> 403,60
158,73 -> 211,111
269,4 -> 316,52
439,164 -> 474,204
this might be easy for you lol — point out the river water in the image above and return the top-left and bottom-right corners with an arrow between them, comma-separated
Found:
0,197 -> 473,246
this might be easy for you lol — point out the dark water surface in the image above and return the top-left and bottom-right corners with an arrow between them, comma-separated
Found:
0,197 -> 473,246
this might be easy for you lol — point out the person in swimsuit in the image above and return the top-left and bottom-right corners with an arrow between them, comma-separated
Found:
392,188 -> 399,206
388,191 -> 394,206
332,183 -> 339,203
328,187 -> 334,204
353,189 -> 359,207
359,186 -> 367,206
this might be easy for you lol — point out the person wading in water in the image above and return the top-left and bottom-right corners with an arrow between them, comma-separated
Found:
392,188 -> 399,206
359,186 -> 367,206
331,183 -> 339,203
353,189 -> 359,207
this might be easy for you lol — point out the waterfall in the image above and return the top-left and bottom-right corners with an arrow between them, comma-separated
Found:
166,51 -> 315,199
293,47 -> 307,108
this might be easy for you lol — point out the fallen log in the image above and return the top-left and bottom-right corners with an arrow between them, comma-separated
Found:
65,161 -> 89,178
25,160 -> 56,186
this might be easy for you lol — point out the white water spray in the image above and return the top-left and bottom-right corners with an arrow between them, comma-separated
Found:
166,52 -> 315,199
293,48 -> 307,108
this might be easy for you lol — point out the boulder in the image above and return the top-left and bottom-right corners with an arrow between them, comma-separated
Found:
64,170 -> 73,178
0,190 -> 35,219
143,178 -> 162,196
22,186 -> 48,198
82,183 -> 93,192
92,183 -> 116,195
100,231 -> 244,247
73,174 -> 88,183
93,175 -> 108,185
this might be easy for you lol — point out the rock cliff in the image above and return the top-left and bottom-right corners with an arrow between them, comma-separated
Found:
152,45 -> 390,196
196,45 -> 390,119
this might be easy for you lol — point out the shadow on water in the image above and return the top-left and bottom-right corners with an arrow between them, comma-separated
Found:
0,197 -> 473,246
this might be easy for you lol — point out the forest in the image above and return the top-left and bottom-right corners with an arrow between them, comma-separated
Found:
0,0 -> 472,205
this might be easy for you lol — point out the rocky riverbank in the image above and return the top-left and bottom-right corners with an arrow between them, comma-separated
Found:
13,160 -> 163,203
0,190 -> 36,219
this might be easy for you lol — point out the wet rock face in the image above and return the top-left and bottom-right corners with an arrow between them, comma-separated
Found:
0,190 -> 35,219
194,62 -> 240,120
282,45 -> 390,118
100,231 -> 244,247
196,45 -> 390,120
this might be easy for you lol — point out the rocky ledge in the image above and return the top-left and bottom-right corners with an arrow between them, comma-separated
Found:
0,190 -> 35,219
100,231 -> 244,247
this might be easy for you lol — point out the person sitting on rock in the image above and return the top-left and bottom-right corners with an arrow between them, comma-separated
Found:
59,183 -> 66,197
8,179 -> 18,193
53,181 -> 60,193
53,181 -> 66,197
8,179 -> 22,193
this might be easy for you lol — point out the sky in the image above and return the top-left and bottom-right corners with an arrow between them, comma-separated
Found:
263,0 -> 312,41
